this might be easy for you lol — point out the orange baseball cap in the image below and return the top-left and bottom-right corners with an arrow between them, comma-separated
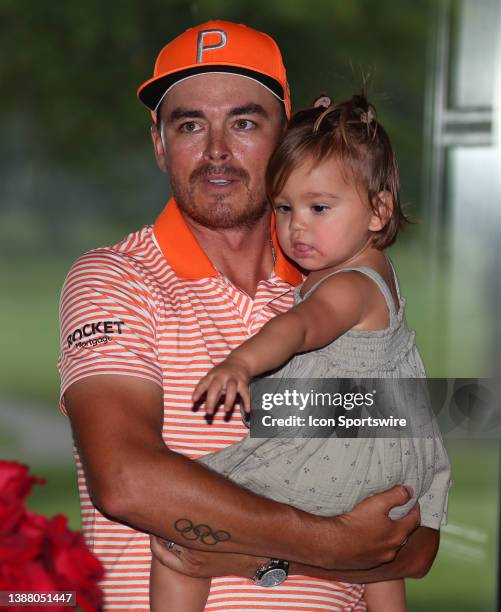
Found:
137,20 -> 291,120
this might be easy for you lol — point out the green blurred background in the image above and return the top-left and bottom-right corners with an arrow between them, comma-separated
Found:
2,1 -> 500,610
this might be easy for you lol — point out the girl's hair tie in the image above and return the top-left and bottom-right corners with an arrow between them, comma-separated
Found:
359,106 -> 376,124
313,97 -> 341,134
313,95 -> 332,109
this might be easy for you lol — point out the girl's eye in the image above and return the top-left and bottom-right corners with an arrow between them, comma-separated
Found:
274,204 -> 291,214
234,119 -> 256,130
311,204 -> 330,213
179,121 -> 202,133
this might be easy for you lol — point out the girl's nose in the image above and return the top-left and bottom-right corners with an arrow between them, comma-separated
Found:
290,214 -> 306,232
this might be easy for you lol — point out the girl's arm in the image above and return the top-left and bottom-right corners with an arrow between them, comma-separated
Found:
193,272 -> 366,413
365,580 -> 406,611
150,551 -> 210,612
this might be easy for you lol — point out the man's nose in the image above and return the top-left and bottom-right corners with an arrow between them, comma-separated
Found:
204,128 -> 231,162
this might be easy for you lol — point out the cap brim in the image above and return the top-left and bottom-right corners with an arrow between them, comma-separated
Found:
138,64 -> 286,112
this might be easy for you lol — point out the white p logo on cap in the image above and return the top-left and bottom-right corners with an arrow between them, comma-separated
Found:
196,29 -> 227,63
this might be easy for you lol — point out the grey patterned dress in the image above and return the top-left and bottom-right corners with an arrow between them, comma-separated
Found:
200,266 -> 451,529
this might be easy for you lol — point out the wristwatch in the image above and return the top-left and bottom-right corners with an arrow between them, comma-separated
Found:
252,559 -> 289,587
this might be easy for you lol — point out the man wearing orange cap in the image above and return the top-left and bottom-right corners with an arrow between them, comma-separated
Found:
59,21 -> 438,611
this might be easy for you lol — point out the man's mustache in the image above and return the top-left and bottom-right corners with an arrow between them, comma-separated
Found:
190,165 -> 250,183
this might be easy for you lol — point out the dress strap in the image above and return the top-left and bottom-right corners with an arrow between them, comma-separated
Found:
301,265 -> 398,323
386,258 -> 402,301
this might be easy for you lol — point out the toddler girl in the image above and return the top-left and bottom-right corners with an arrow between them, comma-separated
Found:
150,93 -> 451,611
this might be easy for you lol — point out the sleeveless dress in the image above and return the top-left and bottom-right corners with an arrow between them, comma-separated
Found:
199,265 -> 451,529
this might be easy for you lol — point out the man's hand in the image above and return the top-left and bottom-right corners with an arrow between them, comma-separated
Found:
311,485 -> 421,570
290,526 -> 439,583
192,358 -> 251,414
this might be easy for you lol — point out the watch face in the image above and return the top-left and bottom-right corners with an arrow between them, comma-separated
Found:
259,568 -> 287,588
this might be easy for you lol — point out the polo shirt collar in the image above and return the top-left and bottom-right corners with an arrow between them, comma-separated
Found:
153,198 -> 302,285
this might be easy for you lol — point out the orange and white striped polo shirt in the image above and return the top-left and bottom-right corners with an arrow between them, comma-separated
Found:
58,198 -> 366,611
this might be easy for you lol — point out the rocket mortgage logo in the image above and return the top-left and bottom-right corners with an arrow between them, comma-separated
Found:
67,320 -> 124,349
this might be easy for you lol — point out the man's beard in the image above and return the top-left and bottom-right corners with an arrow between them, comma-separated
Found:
170,164 -> 269,230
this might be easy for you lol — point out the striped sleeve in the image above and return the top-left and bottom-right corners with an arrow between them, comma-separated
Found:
58,248 -> 163,414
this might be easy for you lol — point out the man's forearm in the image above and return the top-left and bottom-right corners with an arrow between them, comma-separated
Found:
151,526 -> 438,584
97,443 -> 419,572
95,441 -> 331,566
95,439 -> 421,574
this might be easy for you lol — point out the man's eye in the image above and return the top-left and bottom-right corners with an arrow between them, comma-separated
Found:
274,204 -> 291,214
311,204 -> 330,213
234,119 -> 256,130
180,121 -> 202,133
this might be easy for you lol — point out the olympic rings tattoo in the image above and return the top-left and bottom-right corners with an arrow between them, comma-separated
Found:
174,518 -> 231,546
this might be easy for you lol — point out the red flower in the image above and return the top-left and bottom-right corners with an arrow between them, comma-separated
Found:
2,561 -> 64,612
43,515 -> 104,610
0,462 -> 45,537
0,562 -> 55,612
0,532 -> 41,565
19,510 -> 50,541
0,511 -> 50,565
45,515 -> 104,586
0,494 -> 25,536
0,461 -> 45,501
0,461 -> 104,612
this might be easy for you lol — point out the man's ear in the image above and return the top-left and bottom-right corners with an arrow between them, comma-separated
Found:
151,123 -> 168,173
369,191 -> 394,231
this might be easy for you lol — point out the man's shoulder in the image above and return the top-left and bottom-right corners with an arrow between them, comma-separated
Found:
68,224 -> 159,274
61,224 -> 169,296
94,224 -> 155,262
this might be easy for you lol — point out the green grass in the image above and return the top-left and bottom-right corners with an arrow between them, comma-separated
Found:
26,464 -> 81,530
407,440 -> 499,611
0,255 -> 73,404
390,237 -> 488,377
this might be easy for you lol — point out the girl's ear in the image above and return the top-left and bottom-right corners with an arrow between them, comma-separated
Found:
369,191 -> 394,231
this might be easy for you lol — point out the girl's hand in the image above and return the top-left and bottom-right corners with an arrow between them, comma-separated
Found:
150,535 -> 201,576
150,535 -> 265,579
192,359 -> 251,415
